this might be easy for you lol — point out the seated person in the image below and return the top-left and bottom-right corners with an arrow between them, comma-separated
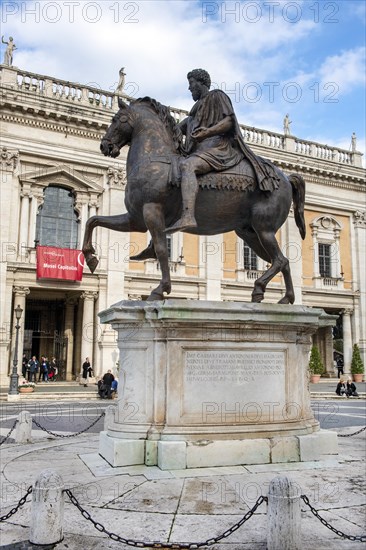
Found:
98,378 -> 108,399
346,378 -> 359,397
335,379 -> 346,396
111,379 -> 118,397
102,369 -> 115,399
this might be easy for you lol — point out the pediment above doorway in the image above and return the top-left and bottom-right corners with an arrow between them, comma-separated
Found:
20,165 -> 103,193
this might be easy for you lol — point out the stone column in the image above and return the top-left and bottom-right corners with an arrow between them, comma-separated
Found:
75,193 -> 89,249
18,183 -> 31,258
0,147 -> 20,383
64,296 -> 76,381
322,325 -> 335,377
353,211 -> 366,365
88,196 -> 99,218
28,186 -> 44,248
10,287 -> 30,375
88,196 -> 99,253
80,291 -> 98,371
342,309 -> 353,374
73,297 -> 83,378
310,223 -> 320,279
332,228 -> 341,279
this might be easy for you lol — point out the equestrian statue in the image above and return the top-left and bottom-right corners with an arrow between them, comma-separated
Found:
82,69 -> 306,303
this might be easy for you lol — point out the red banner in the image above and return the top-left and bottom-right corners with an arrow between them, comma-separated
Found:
36,247 -> 84,281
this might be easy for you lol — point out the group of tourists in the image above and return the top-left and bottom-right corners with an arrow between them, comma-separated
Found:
335,377 -> 359,398
22,354 -> 58,382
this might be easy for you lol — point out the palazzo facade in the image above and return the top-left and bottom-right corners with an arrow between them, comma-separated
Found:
0,64 -> 365,384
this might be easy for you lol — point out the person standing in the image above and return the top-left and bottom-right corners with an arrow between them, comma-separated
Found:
28,356 -> 39,383
82,357 -> 92,387
336,356 -> 344,378
38,356 -> 45,382
42,357 -> 49,382
21,354 -> 28,378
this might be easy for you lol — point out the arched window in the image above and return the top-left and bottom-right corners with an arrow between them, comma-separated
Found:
36,186 -> 79,248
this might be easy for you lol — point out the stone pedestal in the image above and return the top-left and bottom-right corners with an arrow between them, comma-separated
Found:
99,300 -> 338,469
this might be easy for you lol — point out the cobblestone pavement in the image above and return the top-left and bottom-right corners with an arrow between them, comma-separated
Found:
0,424 -> 365,549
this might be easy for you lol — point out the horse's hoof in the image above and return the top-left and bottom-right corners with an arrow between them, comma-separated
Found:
86,256 -> 99,273
251,294 -> 264,303
278,296 -> 294,304
146,293 -> 164,301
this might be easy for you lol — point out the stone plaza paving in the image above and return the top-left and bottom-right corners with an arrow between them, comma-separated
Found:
0,424 -> 365,549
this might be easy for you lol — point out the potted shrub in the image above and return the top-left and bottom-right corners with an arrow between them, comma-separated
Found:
351,344 -> 364,383
309,345 -> 324,383
18,379 -> 35,393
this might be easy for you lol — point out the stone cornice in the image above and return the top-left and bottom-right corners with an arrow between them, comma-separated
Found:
0,111 -> 105,140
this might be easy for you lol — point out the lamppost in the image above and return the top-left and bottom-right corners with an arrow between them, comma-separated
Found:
8,304 -> 23,395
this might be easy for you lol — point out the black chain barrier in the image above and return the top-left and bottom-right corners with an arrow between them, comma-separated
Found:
65,488 -> 267,548
0,486 -> 32,522
32,411 -> 105,438
338,426 -> 366,437
0,419 -> 18,446
301,495 -> 366,542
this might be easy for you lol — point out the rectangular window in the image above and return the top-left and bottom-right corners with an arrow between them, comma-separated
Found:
244,243 -> 257,270
319,243 -> 331,277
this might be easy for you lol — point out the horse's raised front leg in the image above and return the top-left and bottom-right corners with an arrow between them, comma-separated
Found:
142,203 -> 171,301
82,213 -> 146,273
251,230 -> 295,304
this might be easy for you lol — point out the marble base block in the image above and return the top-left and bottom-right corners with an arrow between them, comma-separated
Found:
98,300 -> 338,469
99,432 -> 145,466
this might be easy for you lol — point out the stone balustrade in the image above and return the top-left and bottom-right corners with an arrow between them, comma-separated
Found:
15,69 -> 118,110
295,138 -> 352,164
0,65 -> 363,167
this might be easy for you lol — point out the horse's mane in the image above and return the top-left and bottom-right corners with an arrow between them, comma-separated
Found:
134,97 -> 184,153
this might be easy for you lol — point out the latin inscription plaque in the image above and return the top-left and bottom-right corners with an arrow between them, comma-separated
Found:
183,349 -> 287,422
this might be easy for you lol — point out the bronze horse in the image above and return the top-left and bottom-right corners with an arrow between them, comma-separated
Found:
82,97 -> 306,303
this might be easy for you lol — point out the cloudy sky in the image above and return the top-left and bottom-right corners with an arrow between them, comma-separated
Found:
1,0 -> 365,154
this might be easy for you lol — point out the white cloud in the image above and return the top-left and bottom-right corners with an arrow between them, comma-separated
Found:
318,47 -> 366,94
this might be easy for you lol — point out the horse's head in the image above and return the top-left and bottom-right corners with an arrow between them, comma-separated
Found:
100,98 -> 133,158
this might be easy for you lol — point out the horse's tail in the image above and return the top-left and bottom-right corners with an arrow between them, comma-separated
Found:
289,174 -> 306,239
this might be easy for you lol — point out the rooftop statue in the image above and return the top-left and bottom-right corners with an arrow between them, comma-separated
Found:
351,132 -> 357,153
82,69 -> 306,303
283,114 -> 292,136
115,67 -> 126,94
2,36 -> 16,66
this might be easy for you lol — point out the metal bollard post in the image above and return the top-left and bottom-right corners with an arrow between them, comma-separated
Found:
267,475 -> 301,550
104,404 -> 117,431
29,470 -> 64,545
15,411 -> 32,443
